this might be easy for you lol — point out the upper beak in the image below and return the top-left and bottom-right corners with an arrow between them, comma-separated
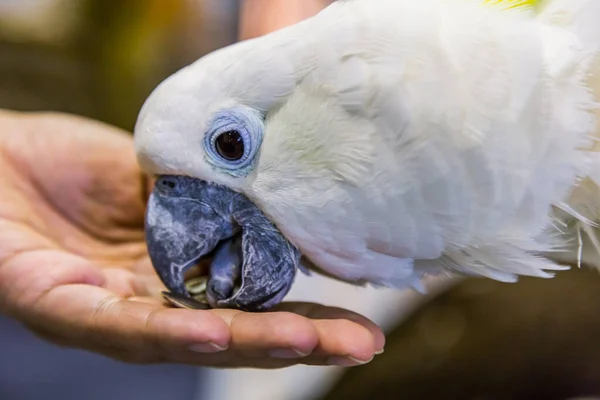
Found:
144,175 -> 301,311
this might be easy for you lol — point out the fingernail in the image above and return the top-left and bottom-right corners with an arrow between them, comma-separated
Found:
268,348 -> 310,359
188,342 -> 228,353
375,348 -> 385,355
327,355 -> 373,367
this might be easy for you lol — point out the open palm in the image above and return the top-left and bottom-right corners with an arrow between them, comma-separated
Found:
0,110 -> 383,368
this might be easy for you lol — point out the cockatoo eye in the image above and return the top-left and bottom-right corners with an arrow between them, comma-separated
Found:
215,130 -> 244,161
203,106 -> 264,176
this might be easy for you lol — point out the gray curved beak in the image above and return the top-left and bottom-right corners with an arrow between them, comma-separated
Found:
144,175 -> 300,312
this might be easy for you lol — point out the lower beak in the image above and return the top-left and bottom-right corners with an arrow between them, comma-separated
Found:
144,175 -> 301,312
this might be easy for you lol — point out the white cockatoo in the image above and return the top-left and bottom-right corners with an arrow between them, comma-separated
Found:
134,0 -> 600,311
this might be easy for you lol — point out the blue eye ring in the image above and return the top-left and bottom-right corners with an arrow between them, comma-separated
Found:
203,106 -> 264,175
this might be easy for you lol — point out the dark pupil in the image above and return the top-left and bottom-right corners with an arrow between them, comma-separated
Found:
215,130 -> 244,161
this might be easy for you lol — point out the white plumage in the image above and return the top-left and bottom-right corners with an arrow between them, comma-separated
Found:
134,0 -> 600,291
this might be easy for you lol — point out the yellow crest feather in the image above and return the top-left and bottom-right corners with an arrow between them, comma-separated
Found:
483,0 -> 539,11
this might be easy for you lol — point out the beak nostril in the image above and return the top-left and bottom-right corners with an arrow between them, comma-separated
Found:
158,177 -> 177,190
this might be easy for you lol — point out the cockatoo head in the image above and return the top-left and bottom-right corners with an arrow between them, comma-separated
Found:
134,40 -> 305,311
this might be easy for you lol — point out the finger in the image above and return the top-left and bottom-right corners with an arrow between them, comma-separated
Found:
212,309 -> 320,359
277,302 -> 386,353
273,303 -> 378,366
307,318 -> 376,366
0,249 -> 106,315
31,284 -> 231,360
174,304 -> 379,368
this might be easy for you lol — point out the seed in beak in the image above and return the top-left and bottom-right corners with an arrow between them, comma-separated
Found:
162,276 -> 211,310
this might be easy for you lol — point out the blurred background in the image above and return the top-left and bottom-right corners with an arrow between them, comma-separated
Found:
0,0 -> 240,130
2,1 -> 600,399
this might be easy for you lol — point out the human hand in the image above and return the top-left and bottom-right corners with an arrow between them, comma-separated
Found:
0,110 -> 384,368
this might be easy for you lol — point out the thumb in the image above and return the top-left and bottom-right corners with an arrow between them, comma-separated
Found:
0,250 -> 105,318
